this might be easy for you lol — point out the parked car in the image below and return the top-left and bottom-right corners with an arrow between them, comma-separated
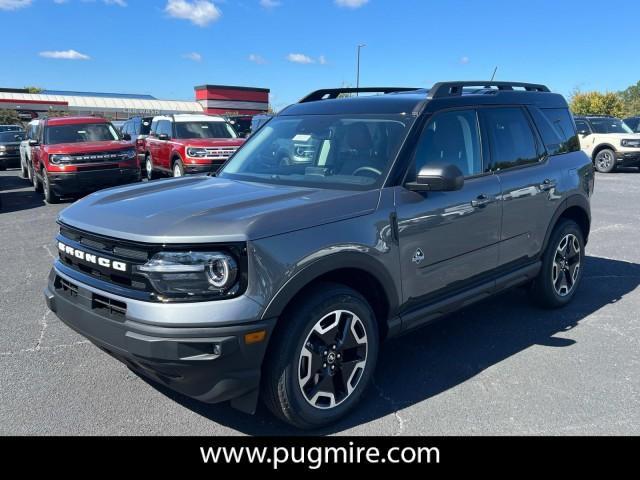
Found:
574,115 -> 640,172
120,116 -> 153,171
226,115 -> 253,138
0,129 -> 25,170
0,125 -> 22,133
144,114 -> 244,179
19,119 -> 40,179
29,116 -> 140,203
45,82 -> 593,429
624,116 -> 640,133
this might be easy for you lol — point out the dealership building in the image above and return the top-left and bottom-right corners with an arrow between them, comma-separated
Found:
0,84 -> 270,121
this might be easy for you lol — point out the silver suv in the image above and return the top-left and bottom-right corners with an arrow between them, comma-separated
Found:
44,82 -> 594,429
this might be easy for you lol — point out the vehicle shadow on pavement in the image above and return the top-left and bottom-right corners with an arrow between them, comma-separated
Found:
0,172 -> 45,213
140,254 -> 640,435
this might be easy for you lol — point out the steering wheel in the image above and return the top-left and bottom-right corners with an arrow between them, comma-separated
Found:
352,166 -> 383,177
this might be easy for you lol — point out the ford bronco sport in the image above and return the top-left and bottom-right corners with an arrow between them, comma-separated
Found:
30,116 -> 140,204
45,82 -> 594,429
144,114 -> 244,179
574,115 -> 640,173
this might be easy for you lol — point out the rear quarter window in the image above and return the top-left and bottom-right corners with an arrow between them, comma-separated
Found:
529,107 -> 579,155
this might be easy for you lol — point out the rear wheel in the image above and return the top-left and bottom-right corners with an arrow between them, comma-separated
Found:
594,149 -> 616,173
530,219 -> 584,308
262,283 -> 379,429
145,155 -> 156,181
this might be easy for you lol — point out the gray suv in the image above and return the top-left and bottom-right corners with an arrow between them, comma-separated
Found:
44,82 -> 594,429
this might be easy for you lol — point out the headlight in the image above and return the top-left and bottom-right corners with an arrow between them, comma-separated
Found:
621,139 -> 640,148
0,145 -> 6,151
136,251 -> 238,299
50,154 -> 74,164
187,147 -> 208,158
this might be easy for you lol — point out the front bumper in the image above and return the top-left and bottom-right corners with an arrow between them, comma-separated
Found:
44,266 -> 275,406
0,153 -> 20,168
616,151 -> 640,167
183,162 -> 222,175
48,167 -> 140,196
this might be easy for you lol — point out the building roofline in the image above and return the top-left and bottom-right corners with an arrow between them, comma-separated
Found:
194,84 -> 271,93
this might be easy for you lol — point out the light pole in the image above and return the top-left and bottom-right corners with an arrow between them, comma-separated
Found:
356,44 -> 366,95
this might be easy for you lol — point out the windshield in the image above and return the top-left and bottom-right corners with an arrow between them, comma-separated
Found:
589,118 -> 634,134
174,121 -> 237,139
0,131 -> 24,142
45,123 -> 120,144
219,114 -> 415,190
0,125 -> 22,133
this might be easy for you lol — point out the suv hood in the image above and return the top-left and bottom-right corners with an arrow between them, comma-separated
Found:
595,133 -> 640,139
58,176 -> 379,243
45,141 -> 133,154
180,138 -> 245,148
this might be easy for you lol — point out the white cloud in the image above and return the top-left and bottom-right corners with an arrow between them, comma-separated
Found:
165,0 -> 221,27
287,53 -> 314,64
39,49 -> 91,60
318,55 -> 328,65
335,0 -> 369,8
183,52 -> 202,61
460,56 -> 470,64
248,53 -> 267,64
260,0 -> 281,7
104,0 -> 127,6
0,0 -> 32,10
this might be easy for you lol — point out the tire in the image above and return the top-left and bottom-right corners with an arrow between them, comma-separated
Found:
0,165 -> 6,171
33,165 -> 43,193
594,149 -> 616,173
172,158 -> 185,178
262,283 -> 379,429
530,219 -> 584,309
42,169 -> 60,204
20,159 -> 28,179
145,155 -> 156,181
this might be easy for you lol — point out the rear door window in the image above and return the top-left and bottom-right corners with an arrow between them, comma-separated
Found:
481,107 -> 541,171
529,107 -> 580,155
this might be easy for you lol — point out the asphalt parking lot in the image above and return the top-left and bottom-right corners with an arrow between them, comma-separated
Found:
1,168 -> 639,436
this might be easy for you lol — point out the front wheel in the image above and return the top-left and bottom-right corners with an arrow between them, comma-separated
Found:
42,169 -> 60,204
530,219 -> 584,308
594,149 -> 616,173
172,159 -> 184,178
145,155 -> 156,181
20,159 -> 29,179
262,283 -> 379,429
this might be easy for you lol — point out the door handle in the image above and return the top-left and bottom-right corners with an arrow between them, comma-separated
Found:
471,194 -> 493,208
539,179 -> 556,191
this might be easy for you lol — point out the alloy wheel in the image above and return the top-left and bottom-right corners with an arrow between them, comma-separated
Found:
146,157 -> 153,180
552,233 -> 581,297
173,163 -> 182,177
298,310 -> 368,409
596,151 -> 613,171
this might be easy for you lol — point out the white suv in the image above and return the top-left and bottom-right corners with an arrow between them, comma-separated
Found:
19,119 -> 40,179
574,116 -> 640,173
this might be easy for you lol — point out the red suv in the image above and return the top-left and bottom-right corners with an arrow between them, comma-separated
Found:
30,116 -> 140,203
144,114 -> 244,179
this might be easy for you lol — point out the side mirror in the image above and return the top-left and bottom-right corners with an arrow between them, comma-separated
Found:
28,139 -> 39,147
406,164 -> 464,192
121,133 -> 131,141
158,134 -> 169,141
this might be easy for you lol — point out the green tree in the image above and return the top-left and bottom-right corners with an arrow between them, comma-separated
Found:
0,109 -> 21,125
24,86 -> 43,94
618,81 -> 640,117
570,90 -> 626,118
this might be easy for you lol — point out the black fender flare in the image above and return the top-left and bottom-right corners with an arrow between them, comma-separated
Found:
592,143 -> 617,160
261,251 -> 401,324
541,194 -> 591,254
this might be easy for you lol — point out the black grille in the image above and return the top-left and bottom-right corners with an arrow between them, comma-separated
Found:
55,151 -> 132,165
92,294 -> 127,319
56,277 -> 79,297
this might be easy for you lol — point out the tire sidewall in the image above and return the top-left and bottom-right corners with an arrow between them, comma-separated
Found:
595,149 -> 616,173
278,289 -> 379,428
146,155 -> 154,181
540,220 -> 585,307
173,159 -> 184,177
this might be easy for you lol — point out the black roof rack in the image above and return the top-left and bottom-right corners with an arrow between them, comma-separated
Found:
428,81 -> 550,99
299,87 -> 420,103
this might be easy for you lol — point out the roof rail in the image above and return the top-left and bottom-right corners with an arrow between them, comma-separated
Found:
428,81 -> 550,99
299,87 -> 420,103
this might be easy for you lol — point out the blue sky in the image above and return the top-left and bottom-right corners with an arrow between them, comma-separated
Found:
0,0 -> 638,110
